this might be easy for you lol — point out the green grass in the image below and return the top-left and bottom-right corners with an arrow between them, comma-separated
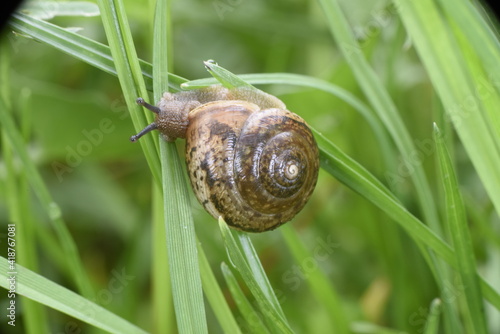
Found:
1,0 -> 500,333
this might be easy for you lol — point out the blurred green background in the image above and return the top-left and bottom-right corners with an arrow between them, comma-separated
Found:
1,0 -> 499,333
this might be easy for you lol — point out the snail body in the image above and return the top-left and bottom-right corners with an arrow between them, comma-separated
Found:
131,86 -> 319,232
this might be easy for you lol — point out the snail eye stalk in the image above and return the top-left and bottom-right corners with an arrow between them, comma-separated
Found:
136,97 -> 161,114
130,122 -> 158,142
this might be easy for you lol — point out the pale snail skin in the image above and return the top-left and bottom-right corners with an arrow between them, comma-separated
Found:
131,86 -> 319,232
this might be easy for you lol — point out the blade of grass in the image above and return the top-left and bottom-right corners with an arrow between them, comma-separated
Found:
151,185 -> 173,333
0,97 -> 93,299
221,262 -> 269,334
203,61 -> 286,112
434,124 -> 487,333
424,299 -> 443,334
148,1 -> 173,333
160,141 -> 208,333
151,0 -> 207,331
203,59 -> 253,88
317,0 -> 440,232
0,257 -> 147,334
219,218 -> 293,333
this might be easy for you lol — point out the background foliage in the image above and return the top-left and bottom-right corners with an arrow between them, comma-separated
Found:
1,0 -> 499,333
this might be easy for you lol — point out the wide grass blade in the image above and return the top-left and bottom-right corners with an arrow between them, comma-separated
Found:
434,124 -> 487,333
0,257 -> 147,334
160,142 -> 207,333
151,186 -> 174,333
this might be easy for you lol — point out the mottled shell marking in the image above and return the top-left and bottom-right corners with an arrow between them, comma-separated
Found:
185,101 -> 319,232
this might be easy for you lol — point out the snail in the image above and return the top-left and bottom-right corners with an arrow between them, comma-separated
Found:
131,86 -> 319,232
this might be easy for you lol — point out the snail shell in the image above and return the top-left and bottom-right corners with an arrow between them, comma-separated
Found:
131,86 -> 319,232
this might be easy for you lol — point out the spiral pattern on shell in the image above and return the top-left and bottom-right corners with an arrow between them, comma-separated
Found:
185,100 -> 319,232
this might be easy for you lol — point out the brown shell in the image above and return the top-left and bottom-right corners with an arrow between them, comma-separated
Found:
185,100 -> 319,232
